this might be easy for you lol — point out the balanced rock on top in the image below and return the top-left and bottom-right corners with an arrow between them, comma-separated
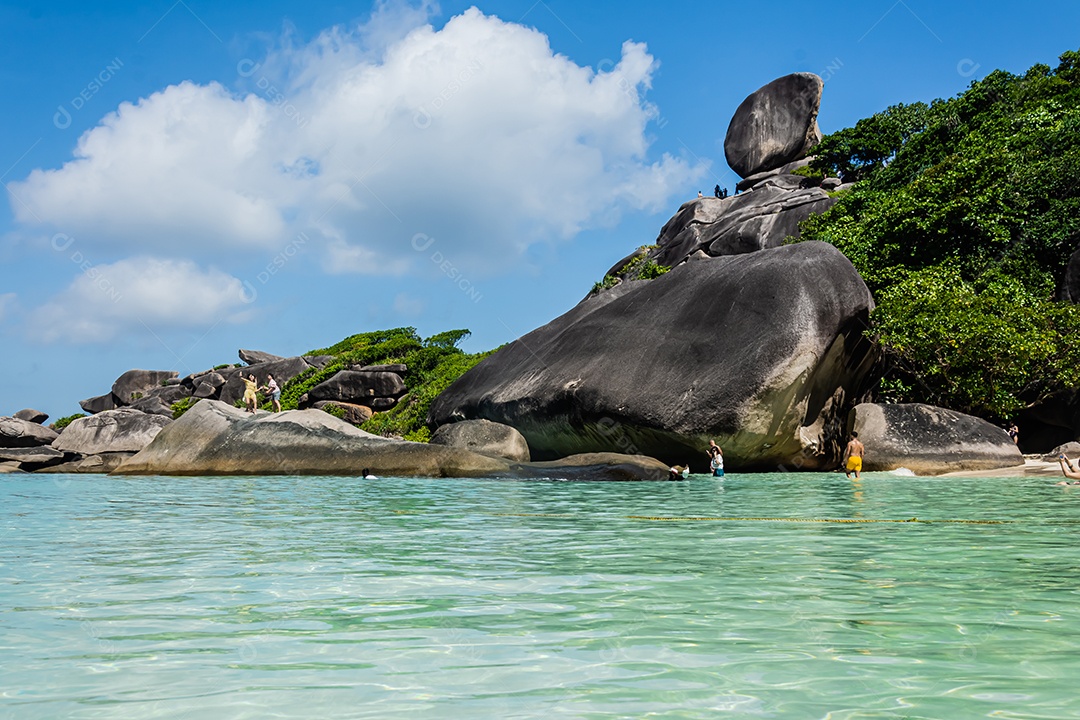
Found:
724,73 -> 824,179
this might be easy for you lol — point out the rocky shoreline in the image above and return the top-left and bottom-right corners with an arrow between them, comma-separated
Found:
1,72 -> 1064,480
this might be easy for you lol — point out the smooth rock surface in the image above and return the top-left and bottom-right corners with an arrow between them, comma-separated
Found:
312,401 -> 374,425
430,419 -> 531,462
47,452 -> 136,474
304,371 -> 406,406
111,369 -> 179,406
849,403 -> 1023,475
0,446 -> 65,464
0,417 -> 60,448
430,242 -> 879,471
239,349 -> 284,366
52,408 -> 171,455
13,409 -> 48,424
80,392 -> 120,414
114,400 -> 667,480
129,396 -> 175,418
724,73 -> 823,178
652,189 -> 835,268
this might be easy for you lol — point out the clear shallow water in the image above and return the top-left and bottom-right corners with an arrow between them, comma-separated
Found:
3,472 -> 1080,719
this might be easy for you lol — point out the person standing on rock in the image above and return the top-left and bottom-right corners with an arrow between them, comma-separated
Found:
242,374 -> 259,413
843,432 -> 865,479
714,184 -> 722,198
260,374 -> 281,413
697,190 -> 703,198
707,440 -> 724,477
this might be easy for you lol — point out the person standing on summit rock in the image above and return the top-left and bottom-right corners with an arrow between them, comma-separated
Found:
242,374 -> 259,414
260,373 -> 281,413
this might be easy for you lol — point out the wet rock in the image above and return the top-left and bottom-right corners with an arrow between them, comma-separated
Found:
850,403 -> 1023,475
430,419 -> 531,462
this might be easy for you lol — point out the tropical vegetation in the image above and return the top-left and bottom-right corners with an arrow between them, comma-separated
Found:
797,49 -> 1080,420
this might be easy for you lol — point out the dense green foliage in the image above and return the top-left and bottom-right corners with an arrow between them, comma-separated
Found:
799,50 -> 1080,419
873,268 -> 1080,417
51,413 -> 86,431
362,347 -> 495,442
590,245 -> 670,294
279,327 -> 492,440
171,397 -> 200,419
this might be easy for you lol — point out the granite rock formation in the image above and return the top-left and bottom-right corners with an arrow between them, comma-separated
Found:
849,403 -> 1023,475
114,401 -> 668,480
430,419 -> 531,462
724,73 -> 823,178
52,408 -> 171,455
430,242 -> 879,471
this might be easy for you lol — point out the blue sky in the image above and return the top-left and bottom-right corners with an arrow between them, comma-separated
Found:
3,0 -> 1080,418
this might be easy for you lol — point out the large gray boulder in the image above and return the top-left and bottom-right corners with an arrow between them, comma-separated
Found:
192,371 -> 228,399
239,349 -> 284,365
429,241 -> 879,471
303,371 -> 406,406
850,403 -> 1023,475
430,419 -> 531,462
128,395 -> 174,418
312,400 -> 374,425
47,452 -> 136,474
13,409 -> 48,424
724,73 -> 823,178
652,189 -> 836,268
0,417 -> 59,448
144,384 -> 191,405
52,408 -> 171,455
0,446 -> 65,464
80,392 -> 119,414
113,400 -> 668,480
111,369 -> 179,406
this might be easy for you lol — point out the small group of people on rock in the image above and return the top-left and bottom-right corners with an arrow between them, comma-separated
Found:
241,373 -> 281,414
697,186 -> 731,200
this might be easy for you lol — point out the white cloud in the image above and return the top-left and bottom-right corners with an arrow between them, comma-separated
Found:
28,257 -> 252,343
8,7 -> 705,277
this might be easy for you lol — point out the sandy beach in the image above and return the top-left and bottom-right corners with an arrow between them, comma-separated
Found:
936,457 -> 1068,478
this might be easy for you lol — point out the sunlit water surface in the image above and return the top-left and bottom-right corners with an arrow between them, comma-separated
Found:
3,472 -> 1080,719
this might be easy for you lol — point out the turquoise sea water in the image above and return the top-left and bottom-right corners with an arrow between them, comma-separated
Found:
3,472 -> 1080,719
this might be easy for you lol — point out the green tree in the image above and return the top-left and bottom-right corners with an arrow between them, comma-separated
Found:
797,48 -> 1080,421
872,267 -> 1080,420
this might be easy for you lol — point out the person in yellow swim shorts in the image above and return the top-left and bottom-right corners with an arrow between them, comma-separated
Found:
843,431 -> 865,479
